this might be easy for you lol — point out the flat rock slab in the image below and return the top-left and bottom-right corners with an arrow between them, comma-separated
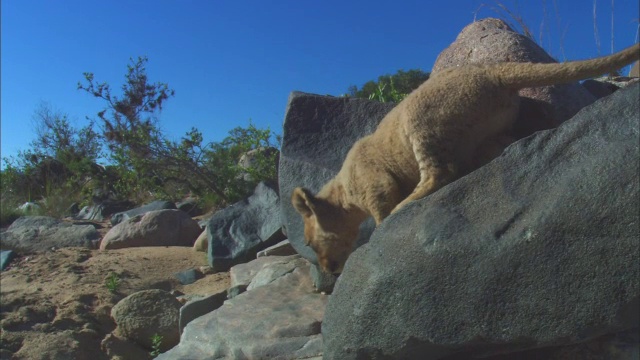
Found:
0,216 -> 100,253
158,261 -> 328,360
230,255 -> 303,288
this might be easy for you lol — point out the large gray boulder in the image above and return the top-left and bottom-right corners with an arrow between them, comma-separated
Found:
0,216 -> 100,253
100,209 -> 201,250
322,84 -> 639,359
433,18 -> 598,139
206,181 -> 286,272
110,200 -> 176,226
158,260 -> 328,359
279,92 -> 395,263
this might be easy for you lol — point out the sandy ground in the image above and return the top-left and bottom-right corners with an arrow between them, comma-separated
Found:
0,220 -> 229,360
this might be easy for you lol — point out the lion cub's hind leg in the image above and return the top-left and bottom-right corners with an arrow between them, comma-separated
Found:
391,138 -> 459,214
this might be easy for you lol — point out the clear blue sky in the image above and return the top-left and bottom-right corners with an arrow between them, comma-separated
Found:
2,0 -> 638,166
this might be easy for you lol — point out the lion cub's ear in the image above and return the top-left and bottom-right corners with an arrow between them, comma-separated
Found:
291,187 -> 319,217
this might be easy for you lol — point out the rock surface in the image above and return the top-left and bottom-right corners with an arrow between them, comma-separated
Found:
206,181 -> 286,271
432,18 -> 598,139
178,289 -> 227,335
230,254 -> 302,288
0,216 -> 101,253
247,255 -> 307,291
322,84 -> 640,359
75,200 -> 133,222
158,261 -> 328,360
110,200 -> 176,226
279,92 -> 394,263
100,209 -> 202,250
257,239 -> 297,257
111,289 -> 182,351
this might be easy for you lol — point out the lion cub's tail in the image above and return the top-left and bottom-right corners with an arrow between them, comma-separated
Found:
493,43 -> 640,89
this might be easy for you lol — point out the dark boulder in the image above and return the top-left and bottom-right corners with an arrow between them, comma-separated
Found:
206,181 -> 286,272
323,84 -> 639,359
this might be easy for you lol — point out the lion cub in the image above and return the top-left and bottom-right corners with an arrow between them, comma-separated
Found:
292,43 -> 640,274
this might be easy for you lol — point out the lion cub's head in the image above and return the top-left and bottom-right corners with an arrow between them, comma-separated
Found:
291,187 -> 360,274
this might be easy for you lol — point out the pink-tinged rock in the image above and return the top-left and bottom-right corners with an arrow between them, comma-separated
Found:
100,209 -> 202,250
433,18 -> 598,138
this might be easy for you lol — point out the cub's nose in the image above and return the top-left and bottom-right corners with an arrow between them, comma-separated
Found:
327,260 -> 342,275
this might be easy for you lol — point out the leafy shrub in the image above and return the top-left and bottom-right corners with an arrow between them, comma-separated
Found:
1,57 -> 281,218
79,57 -> 280,209
348,69 -> 429,103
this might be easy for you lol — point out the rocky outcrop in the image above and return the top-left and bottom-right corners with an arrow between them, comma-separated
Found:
110,200 -> 176,226
111,289 -> 181,351
157,259 -> 327,360
322,84 -> 639,359
100,210 -> 201,250
432,18 -> 598,139
205,181 -> 286,272
0,216 -> 100,253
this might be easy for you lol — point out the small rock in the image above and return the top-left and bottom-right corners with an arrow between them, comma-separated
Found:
174,269 -> 200,285
111,289 -> 181,351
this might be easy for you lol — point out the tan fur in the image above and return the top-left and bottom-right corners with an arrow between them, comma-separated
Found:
292,43 -> 640,274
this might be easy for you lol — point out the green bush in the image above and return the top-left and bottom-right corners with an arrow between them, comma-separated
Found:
348,69 -> 430,103
1,57 -> 281,218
